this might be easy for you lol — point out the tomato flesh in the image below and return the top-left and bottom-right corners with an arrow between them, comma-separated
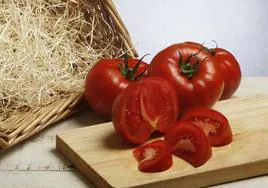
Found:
164,122 -> 212,168
188,117 -> 220,136
133,140 -> 173,172
112,77 -> 179,144
181,108 -> 233,147
138,77 -> 179,133
113,85 -> 152,144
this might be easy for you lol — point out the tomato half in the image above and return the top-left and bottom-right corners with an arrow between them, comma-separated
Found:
148,43 -> 224,113
164,121 -> 212,167
133,140 -> 173,172
185,41 -> 241,100
181,108 -> 232,147
84,57 -> 148,117
112,77 -> 179,144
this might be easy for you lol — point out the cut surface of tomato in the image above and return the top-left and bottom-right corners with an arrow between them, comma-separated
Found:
164,122 -> 212,168
112,77 -> 179,144
181,108 -> 232,147
133,140 -> 173,172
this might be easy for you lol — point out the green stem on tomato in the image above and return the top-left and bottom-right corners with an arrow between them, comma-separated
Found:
178,50 -> 200,79
119,53 -> 149,81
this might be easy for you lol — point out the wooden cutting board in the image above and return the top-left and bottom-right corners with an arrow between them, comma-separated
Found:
56,95 -> 268,188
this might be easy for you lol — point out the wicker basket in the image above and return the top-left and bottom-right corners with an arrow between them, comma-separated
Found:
0,0 -> 137,149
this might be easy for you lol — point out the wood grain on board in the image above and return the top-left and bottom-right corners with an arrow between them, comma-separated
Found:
56,94 -> 268,188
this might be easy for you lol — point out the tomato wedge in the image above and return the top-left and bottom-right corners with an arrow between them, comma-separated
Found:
181,108 -> 232,147
164,122 -> 212,167
112,77 -> 179,144
133,140 -> 173,172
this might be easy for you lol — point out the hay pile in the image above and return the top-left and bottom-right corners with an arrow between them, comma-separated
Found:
0,0 -> 116,120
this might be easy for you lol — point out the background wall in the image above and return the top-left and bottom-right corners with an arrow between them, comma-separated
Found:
113,0 -> 268,76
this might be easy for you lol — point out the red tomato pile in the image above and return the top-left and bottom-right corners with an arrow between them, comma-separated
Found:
84,41 -> 241,173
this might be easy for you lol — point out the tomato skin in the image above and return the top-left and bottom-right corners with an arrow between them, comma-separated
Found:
133,140 -> 173,172
184,42 -> 241,100
181,108 -> 232,147
164,121 -> 212,167
112,77 -> 179,144
184,41 -> 203,48
213,48 -> 241,100
84,59 -> 147,117
148,43 -> 224,113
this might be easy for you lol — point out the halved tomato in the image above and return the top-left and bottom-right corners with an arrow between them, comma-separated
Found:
112,77 -> 179,144
133,140 -> 173,172
181,108 -> 232,147
164,122 -> 212,167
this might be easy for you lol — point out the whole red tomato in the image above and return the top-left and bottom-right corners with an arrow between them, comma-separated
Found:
210,48 -> 241,100
84,56 -> 148,117
148,43 -> 224,113
112,77 -> 179,144
185,41 -> 241,100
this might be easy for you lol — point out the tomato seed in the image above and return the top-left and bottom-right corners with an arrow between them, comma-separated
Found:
192,117 -> 220,136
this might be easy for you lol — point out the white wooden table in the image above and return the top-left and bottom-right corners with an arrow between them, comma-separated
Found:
1,77 -> 268,188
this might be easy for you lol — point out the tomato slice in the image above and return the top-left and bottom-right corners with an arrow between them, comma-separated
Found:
112,77 -> 179,144
133,140 -> 173,172
164,122 -> 212,167
181,108 -> 232,147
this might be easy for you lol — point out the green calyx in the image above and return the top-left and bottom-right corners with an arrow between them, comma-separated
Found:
178,50 -> 200,79
119,53 -> 148,81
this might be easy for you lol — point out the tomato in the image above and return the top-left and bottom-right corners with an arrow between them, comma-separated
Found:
184,41 -> 203,48
210,48 -> 241,100
148,43 -> 224,113
185,41 -> 241,100
133,140 -> 173,172
84,56 -> 148,116
164,121 -> 212,167
112,77 -> 179,144
181,108 -> 232,147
